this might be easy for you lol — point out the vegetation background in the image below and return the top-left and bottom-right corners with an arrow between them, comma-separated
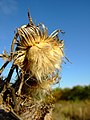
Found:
52,85 -> 90,120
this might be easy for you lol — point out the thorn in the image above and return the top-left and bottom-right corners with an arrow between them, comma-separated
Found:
65,56 -> 72,64
28,9 -> 33,25
60,30 -> 65,34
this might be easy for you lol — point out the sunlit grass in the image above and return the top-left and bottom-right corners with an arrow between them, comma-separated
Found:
52,100 -> 90,120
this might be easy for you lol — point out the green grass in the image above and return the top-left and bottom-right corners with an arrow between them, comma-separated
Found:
52,100 -> 90,120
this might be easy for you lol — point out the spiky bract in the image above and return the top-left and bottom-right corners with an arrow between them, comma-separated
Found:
13,23 -> 64,82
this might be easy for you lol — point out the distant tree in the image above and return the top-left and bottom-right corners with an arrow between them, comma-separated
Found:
52,85 -> 90,101
52,88 -> 62,101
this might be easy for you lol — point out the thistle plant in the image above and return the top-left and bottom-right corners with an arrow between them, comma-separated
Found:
0,11 -> 64,120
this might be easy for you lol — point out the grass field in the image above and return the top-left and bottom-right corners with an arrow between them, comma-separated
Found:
52,100 -> 90,120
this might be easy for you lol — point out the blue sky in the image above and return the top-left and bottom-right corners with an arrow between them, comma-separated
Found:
0,0 -> 90,88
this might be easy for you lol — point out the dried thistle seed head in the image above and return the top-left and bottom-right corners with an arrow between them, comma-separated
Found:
14,22 -> 64,82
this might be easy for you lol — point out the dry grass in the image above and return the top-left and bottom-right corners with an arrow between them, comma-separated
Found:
52,100 -> 90,120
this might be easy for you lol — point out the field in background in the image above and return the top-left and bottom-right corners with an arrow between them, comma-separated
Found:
52,85 -> 90,120
52,100 -> 90,120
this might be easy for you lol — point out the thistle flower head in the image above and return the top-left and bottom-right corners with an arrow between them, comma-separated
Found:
13,20 -> 64,82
